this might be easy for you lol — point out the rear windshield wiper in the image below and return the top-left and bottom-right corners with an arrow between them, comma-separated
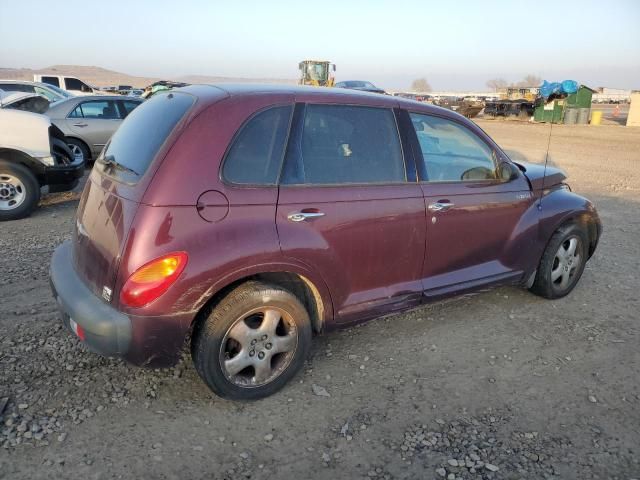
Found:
98,155 -> 139,176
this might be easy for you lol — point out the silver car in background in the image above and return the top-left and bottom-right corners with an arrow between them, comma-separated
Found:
46,95 -> 143,162
0,80 -> 74,103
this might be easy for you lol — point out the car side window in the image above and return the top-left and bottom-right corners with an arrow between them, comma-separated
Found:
71,101 -> 120,119
41,76 -> 60,87
282,104 -> 405,185
65,78 -> 92,92
409,113 -> 497,182
121,100 -> 141,118
222,105 -> 293,185
68,105 -> 83,118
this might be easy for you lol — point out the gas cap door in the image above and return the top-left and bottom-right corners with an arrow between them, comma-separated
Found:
196,190 -> 229,223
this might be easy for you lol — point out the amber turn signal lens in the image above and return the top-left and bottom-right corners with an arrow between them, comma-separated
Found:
120,252 -> 188,308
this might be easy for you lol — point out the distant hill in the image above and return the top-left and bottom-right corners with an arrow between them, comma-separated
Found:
0,65 -> 296,88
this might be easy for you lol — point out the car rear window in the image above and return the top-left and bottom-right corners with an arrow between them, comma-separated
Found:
222,105 -> 292,185
101,92 -> 194,180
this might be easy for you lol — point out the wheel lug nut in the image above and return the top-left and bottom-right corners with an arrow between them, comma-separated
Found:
258,351 -> 265,359
249,350 -> 255,357
261,334 -> 268,341
251,339 -> 257,345
265,343 -> 272,350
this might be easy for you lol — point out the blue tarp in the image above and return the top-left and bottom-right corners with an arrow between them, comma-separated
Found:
539,80 -> 579,98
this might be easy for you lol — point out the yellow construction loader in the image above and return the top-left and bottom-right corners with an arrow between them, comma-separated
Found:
298,60 -> 336,87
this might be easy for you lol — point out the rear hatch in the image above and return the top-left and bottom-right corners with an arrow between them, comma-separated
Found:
72,91 -> 197,300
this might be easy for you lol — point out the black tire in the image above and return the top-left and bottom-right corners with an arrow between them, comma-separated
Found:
0,160 -> 40,221
529,223 -> 589,299
65,138 -> 90,164
192,281 -> 312,400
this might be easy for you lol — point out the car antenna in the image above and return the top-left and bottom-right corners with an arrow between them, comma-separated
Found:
538,108 -> 554,210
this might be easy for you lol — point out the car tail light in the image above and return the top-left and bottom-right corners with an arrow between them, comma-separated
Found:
120,252 -> 188,308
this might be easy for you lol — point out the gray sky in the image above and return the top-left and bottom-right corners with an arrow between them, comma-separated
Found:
1,0 -> 639,90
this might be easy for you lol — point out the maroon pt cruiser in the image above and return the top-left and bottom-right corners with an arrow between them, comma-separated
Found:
50,85 -> 601,399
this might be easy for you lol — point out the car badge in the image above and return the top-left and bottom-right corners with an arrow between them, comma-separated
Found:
102,286 -> 113,302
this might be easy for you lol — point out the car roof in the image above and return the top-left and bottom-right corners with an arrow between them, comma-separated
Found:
176,83 -> 459,119
336,80 -> 375,85
0,79 -> 52,87
0,79 -> 34,84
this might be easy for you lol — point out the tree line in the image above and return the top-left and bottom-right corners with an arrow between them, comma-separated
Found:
410,75 -> 542,92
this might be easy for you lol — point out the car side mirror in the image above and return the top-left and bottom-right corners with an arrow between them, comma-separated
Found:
498,162 -> 519,181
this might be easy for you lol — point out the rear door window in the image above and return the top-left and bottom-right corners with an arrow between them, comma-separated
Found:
222,105 -> 292,185
281,104 -> 405,185
65,77 -> 93,93
119,100 -> 142,118
41,76 -> 60,87
101,91 -> 194,180
68,104 -> 83,118
71,100 -> 121,119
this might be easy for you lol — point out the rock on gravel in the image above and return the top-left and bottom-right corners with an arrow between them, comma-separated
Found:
312,384 -> 331,397
398,410 -> 579,478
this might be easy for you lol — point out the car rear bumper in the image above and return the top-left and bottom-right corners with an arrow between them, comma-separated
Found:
50,241 -> 132,357
50,240 -> 191,367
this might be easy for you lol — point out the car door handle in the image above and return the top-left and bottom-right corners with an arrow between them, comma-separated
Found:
428,202 -> 455,212
287,211 -> 325,222
72,123 -> 88,127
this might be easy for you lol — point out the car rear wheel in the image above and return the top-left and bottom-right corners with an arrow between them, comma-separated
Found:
192,281 -> 312,400
0,160 -> 40,221
529,223 -> 589,299
66,138 -> 90,163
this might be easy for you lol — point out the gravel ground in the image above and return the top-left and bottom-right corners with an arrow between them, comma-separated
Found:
1,121 -> 639,480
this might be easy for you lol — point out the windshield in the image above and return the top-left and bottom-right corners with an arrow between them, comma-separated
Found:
306,63 -> 328,81
45,83 -> 73,98
100,91 -> 194,181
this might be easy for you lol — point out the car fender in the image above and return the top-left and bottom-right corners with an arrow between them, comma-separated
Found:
0,109 -> 51,161
194,260 -> 335,329
116,205 -> 335,330
538,188 -> 600,243
500,188 -> 600,279
499,197 -> 543,274
518,189 -> 601,276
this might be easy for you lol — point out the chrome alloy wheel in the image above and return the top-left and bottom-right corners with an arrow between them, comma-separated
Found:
551,236 -> 582,290
219,307 -> 298,387
0,174 -> 26,211
68,143 -> 85,162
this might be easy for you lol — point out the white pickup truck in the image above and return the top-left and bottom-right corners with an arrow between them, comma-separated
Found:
33,74 -> 106,96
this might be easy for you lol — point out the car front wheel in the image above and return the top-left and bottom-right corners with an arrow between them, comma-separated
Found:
192,281 -> 312,400
530,223 -> 589,299
0,160 -> 40,221
66,138 -> 90,163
